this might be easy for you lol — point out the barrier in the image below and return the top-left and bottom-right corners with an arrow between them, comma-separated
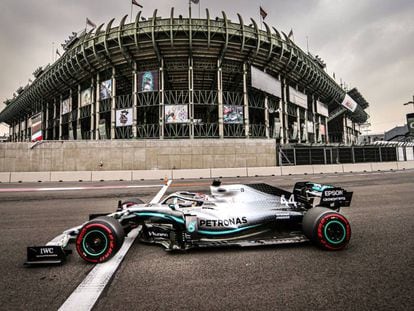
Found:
1,161 -> 413,183
281,165 -> 314,176
0,172 -> 10,183
247,167 -> 282,177
211,168 -> 248,178
312,164 -> 343,174
371,162 -> 398,171
342,163 -> 372,173
91,171 -> 132,181
51,171 -> 92,182
172,169 -> 211,179
10,172 -> 51,183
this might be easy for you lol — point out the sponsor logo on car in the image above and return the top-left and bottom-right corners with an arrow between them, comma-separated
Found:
199,217 -> 248,227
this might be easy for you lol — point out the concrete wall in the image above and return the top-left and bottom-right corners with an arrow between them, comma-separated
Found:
1,161 -> 413,183
0,139 -> 276,172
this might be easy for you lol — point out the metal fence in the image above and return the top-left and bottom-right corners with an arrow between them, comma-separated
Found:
278,145 -> 403,166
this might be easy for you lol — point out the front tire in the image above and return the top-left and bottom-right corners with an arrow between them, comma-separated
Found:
302,207 -> 351,250
76,216 -> 125,263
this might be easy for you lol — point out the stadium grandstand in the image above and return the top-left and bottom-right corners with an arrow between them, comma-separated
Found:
0,8 -> 369,145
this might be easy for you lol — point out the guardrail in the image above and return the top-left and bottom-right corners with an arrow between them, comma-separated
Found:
0,161 -> 413,183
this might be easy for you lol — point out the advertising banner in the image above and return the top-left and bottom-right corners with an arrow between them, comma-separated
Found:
320,124 -> 326,136
273,118 -> 281,138
406,113 -> 414,137
289,87 -> 307,109
116,108 -> 133,127
307,121 -> 314,133
316,100 -> 329,117
224,105 -> 244,124
80,88 -> 92,107
100,79 -> 112,100
165,105 -> 188,123
341,94 -> 358,112
61,98 -> 71,115
138,70 -> 159,92
251,66 -> 282,98
31,113 -> 42,142
291,122 -> 298,140
98,120 -> 107,139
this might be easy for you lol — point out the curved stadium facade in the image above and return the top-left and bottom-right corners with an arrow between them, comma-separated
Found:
1,9 -> 369,146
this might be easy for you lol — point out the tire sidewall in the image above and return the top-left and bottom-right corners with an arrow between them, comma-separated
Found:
76,217 -> 124,263
315,212 -> 351,250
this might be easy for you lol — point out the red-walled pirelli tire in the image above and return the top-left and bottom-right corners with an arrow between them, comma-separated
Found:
76,216 -> 125,263
302,207 -> 351,250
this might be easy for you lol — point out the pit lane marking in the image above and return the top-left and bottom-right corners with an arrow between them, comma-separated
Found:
0,184 -> 161,193
58,227 -> 140,311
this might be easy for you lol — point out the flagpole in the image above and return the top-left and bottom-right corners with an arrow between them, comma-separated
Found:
130,2 -> 133,23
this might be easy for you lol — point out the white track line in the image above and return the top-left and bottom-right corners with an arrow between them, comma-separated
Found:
58,227 -> 140,311
58,180 -> 172,311
0,184 -> 161,193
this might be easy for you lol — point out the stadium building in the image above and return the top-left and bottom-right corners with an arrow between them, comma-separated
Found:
0,9 -> 370,170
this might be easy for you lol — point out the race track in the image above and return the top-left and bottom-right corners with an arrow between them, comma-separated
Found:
0,170 -> 413,310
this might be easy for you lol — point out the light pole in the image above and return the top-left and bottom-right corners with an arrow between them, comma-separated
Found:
403,95 -> 414,111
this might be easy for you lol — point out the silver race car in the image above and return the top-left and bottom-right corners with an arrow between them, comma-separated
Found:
26,180 -> 353,265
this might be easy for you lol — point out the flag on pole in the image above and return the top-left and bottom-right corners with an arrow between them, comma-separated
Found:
132,0 -> 143,8
56,49 -> 61,57
86,18 -> 96,28
260,6 -> 267,19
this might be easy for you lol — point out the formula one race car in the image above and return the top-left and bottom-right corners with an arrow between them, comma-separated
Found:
26,180 -> 353,265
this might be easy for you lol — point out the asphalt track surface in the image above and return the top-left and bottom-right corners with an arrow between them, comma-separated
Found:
0,170 -> 413,310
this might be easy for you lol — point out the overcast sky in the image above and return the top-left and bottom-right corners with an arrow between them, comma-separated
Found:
0,0 -> 413,133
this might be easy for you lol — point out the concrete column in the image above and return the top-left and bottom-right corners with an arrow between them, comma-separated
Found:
304,109 -> 308,143
313,97 -> 317,143
325,117 -> 329,144
282,78 -> 289,144
53,98 -> 57,140
296,106 -> 301,143
59,95 -> 63,140
111,67 -> 116,139
132,62 -> 138,138
243,62 -> 249,138
217,60 -> 224,138
90,77 -> 95,140
264,96 -> 270,138
95,72 -> 100,140
77,85 -> 82,140
188,57 -> 194,139
279,98 -> 285,143
159,58 -> 164,139
342,116 -> 347,144
45,103 -> 49,140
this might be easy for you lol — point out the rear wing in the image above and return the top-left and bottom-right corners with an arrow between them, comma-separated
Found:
293,182 -> 353,209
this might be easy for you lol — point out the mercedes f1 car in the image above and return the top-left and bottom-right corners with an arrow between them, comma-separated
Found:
26,180 -> 353,265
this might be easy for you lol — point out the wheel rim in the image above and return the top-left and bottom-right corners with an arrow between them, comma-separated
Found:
323,220 -> 346,244
82,229 -> 109,256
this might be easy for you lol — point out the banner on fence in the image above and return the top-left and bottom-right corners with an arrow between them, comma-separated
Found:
31,113 -> 42,142
61,98 -> 71,115
100,79 -> 112,100
116,108 -> 133,127
80,88 -> 92,107
224,105 -> 243,124
138,70 -> 159,92
251,66 -> 282,98
165,105 -> 188,123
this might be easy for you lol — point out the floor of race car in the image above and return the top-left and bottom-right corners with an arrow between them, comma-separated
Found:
0,171 -> 413,310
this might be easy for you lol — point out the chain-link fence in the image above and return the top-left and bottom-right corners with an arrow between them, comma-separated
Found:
278,145 -> 407,166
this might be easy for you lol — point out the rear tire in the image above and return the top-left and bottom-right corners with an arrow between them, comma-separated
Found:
76,216 -> 125,263
302,207 -> 351,250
